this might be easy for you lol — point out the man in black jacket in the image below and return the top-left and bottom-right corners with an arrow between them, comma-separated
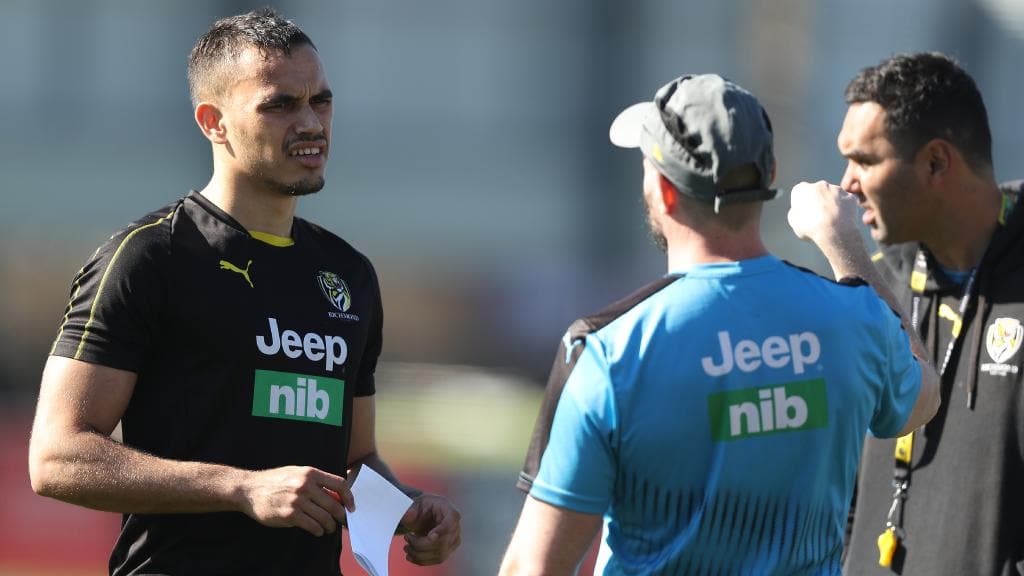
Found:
797,52 -> 1024,576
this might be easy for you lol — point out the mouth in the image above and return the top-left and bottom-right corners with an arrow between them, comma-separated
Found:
861,206 -> 875,227
289,146 -> 322,157
287,143 -> 327,167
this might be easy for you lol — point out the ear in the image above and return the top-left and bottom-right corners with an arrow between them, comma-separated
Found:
657,174 -> 679,214
919,138 -> 952,181
195,102 -> 228,144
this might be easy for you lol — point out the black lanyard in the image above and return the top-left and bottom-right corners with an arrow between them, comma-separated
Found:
880,250 -> 978,568
910,254 -> 979,376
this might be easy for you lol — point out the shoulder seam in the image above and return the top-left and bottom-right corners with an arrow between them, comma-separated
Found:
69,207 -> 178,360
516,274 -> 680,494
49,246 -> 103,356
780,259 -> 871,289
569,274 -> 683,340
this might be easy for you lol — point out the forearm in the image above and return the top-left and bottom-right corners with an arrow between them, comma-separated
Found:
818,236 -> 930,361
500,497 -> 601,576
788,180 -> 926,360
349,450 -> 422,499
808,206 -> 940,431
30,426 -> 245,514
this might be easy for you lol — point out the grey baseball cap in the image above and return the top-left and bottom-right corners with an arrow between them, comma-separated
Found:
609,74 -> 778,213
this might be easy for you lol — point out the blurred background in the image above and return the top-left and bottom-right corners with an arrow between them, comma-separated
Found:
2,0 -> 1023,573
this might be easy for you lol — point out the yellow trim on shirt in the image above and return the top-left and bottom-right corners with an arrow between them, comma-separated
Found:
999,188 -> 1016,226
50,264 -> 89,355
249,230 -> 294,247
74,210 -> 176,360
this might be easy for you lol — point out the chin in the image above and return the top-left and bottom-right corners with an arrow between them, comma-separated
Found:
277,176 -> 325,197
872,228 -> 905,246
288,187 -> 322,197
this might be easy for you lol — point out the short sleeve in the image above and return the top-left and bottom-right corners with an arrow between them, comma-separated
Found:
869,305 -> 923,438
50,215 -> 172,372
528,336 -> 617,515
352,262 -> 381,397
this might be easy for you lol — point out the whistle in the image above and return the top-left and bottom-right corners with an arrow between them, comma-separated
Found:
877,527 -> 898,567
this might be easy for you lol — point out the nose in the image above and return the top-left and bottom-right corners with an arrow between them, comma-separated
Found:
840,162 -> 858,194
295,103 -> 324,135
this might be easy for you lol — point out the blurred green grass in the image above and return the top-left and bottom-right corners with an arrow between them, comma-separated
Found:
374,362 -> 542,472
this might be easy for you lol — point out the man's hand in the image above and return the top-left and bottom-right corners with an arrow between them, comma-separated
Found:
398,493 -> 462,565
788,180 -> 864,250
240,466 -> 354,537
788,180 -> 876,281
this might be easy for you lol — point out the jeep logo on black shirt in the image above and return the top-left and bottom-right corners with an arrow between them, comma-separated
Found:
256,317 -> 348,372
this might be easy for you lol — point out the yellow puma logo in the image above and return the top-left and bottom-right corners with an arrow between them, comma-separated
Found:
219,259 -> 254,288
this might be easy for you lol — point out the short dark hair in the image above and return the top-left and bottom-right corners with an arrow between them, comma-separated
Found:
188,8 -> 316,107
845,52 -> 992,173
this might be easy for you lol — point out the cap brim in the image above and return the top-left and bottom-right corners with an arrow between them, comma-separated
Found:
609,102 -> 654,148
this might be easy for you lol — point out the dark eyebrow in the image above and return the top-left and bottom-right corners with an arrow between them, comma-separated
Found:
259,93 -> 299,108
311,89 -> 333,101
843,148 -> 875,163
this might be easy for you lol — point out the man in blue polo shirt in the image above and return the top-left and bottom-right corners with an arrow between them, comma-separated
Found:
499,74 -> 939,575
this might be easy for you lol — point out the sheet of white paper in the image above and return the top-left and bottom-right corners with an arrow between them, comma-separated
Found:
347,466 -> 413,576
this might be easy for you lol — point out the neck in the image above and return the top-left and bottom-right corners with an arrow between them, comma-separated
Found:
199,170 -> 298,237
665,227 -> 769,272
922,182 -> 1002,271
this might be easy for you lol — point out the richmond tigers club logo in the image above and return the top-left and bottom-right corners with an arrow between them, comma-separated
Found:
317,271 -> 352,312
316,271 -> 360,322
986,317 -> 1023,364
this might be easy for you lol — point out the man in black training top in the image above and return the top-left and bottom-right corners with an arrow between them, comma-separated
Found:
28,9 -> 460,575
807,52 -> 1024,576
